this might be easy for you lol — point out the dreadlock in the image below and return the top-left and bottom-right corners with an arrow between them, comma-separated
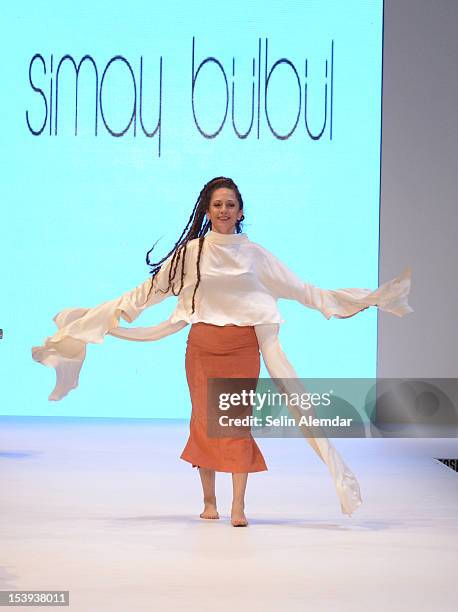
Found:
143,177 -> 245,314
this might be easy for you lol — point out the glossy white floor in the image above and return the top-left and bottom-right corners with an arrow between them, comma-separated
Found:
0,417 -> 456,611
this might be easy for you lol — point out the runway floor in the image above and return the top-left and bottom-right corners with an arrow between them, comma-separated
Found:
0,417 -> 457,611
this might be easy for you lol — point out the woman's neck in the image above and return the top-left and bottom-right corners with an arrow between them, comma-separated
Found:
206,230 -> 248,245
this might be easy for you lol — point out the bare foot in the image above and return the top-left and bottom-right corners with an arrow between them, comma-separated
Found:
200,497 -> 219,520
231,503 -> 248,527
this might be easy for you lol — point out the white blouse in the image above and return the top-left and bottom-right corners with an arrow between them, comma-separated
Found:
32,229 -> 413,401
120,229 -> 413,327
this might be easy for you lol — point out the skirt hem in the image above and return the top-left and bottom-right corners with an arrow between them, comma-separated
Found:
180,454 -> 268,473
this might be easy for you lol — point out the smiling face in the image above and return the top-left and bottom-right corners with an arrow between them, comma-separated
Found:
206,187 -> 243,234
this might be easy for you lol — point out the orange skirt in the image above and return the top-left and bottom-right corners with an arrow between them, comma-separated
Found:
180,322 -> 267,473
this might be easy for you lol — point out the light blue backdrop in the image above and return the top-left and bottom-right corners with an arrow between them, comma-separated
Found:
2,0 -> 383,417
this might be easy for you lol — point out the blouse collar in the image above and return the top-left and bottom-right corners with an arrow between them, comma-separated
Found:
205,230 -> 249,245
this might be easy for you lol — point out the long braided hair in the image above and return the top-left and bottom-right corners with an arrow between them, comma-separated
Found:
143,176 -> 245,314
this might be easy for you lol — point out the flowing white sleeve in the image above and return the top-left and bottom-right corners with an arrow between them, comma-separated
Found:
32,255 -> 187,401
259,248 -> 413,319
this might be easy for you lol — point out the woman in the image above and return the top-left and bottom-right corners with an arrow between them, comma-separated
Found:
32,176 -> 413,526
